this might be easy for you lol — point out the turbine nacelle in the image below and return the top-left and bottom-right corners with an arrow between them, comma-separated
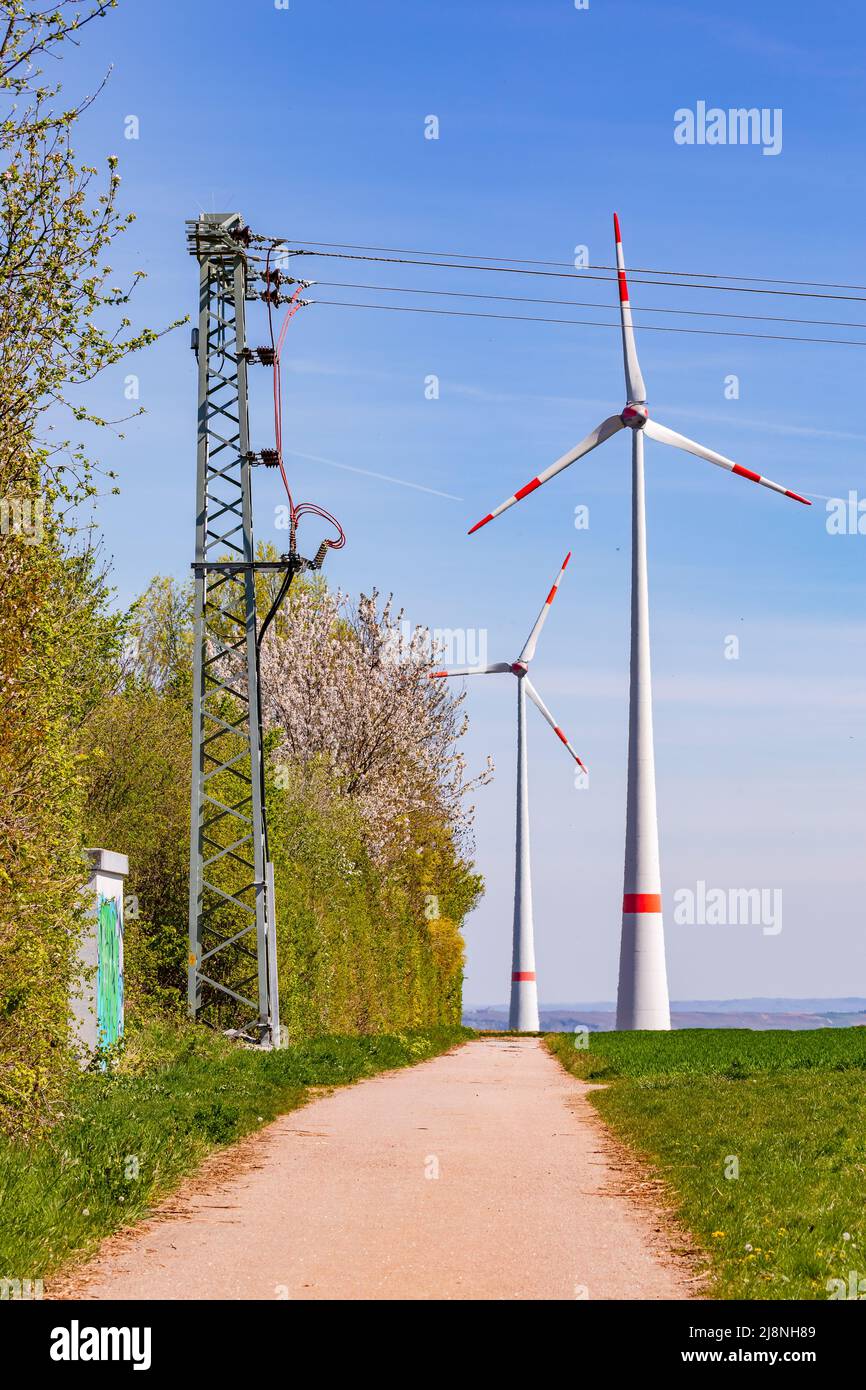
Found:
621,403 -> 648,429
510,660 -> 529,676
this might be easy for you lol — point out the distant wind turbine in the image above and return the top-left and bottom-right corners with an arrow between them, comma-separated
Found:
468,214 -> 810,1031
430,553 -> 585,1032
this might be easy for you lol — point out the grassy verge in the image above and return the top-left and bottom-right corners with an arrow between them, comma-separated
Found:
547,1029 -> 866,1300
0,1020 -> 473,1281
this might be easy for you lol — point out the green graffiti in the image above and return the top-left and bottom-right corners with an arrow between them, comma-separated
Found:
96,893 -> 124,1048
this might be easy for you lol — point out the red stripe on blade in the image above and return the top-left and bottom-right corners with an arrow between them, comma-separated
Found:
514,477 -> 542,502
786,489 -> 811,505
428,671 -> 448,679
468,513 -> 493,535
618,270 -> 629,302
623,893 -> 662,914
545,585 -> 558,605
732,464 -> 761,484
613,212 -> 622,243
512,972 -> 536,982
554,726 -> 568,745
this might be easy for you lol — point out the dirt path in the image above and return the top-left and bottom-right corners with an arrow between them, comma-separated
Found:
56,1037 -> 696,1301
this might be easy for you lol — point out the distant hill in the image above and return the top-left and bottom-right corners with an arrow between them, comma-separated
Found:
464,999 -> 866,1032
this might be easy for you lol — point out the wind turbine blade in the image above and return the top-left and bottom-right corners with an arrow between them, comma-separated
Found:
614,212 -> 647,404
519,552 -> 571,663
428,662 -> 511,678
468,415 -> 624,534
524,678 -> 587,771
643,418 -> 811,505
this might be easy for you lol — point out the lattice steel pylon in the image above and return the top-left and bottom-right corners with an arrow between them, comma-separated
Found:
186,213 -> 279,1046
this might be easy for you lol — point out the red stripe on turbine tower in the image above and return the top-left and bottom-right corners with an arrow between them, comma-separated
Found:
623,893 -> 663,913
512,972 -> 536,982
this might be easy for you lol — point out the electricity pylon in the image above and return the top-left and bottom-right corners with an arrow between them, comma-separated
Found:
186,212 -> 279,1045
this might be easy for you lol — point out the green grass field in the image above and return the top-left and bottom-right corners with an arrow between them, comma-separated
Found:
0,1020 -> 472,1283
547,1029 -> 866,1300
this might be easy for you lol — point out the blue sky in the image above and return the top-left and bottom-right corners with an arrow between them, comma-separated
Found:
65,0 -> 866,1003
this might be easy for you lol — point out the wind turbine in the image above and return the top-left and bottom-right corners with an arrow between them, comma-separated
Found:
430,552 -> 586,1032
468,214 -> 810,1031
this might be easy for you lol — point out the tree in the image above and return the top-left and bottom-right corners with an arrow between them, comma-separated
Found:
0,2 -> 172,1134
258,581 -> 493,865
80,571 -> 486,1039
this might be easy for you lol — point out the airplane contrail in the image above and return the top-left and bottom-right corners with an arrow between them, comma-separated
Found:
285,449 -> 462,501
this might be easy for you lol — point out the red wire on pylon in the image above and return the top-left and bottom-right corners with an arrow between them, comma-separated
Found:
265,248 -> 346,551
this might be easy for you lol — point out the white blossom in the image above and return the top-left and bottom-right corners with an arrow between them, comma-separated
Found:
255,582 -> 493,864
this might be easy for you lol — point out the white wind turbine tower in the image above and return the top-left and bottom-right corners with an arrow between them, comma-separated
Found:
469,213 -> 810,1031
430,552 -> 586,1032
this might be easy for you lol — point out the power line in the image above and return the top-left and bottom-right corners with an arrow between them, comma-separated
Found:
311,297 -> 866,348
257,242 -> 866,305
314,278 -> 866,334
286,236 -> 866,295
